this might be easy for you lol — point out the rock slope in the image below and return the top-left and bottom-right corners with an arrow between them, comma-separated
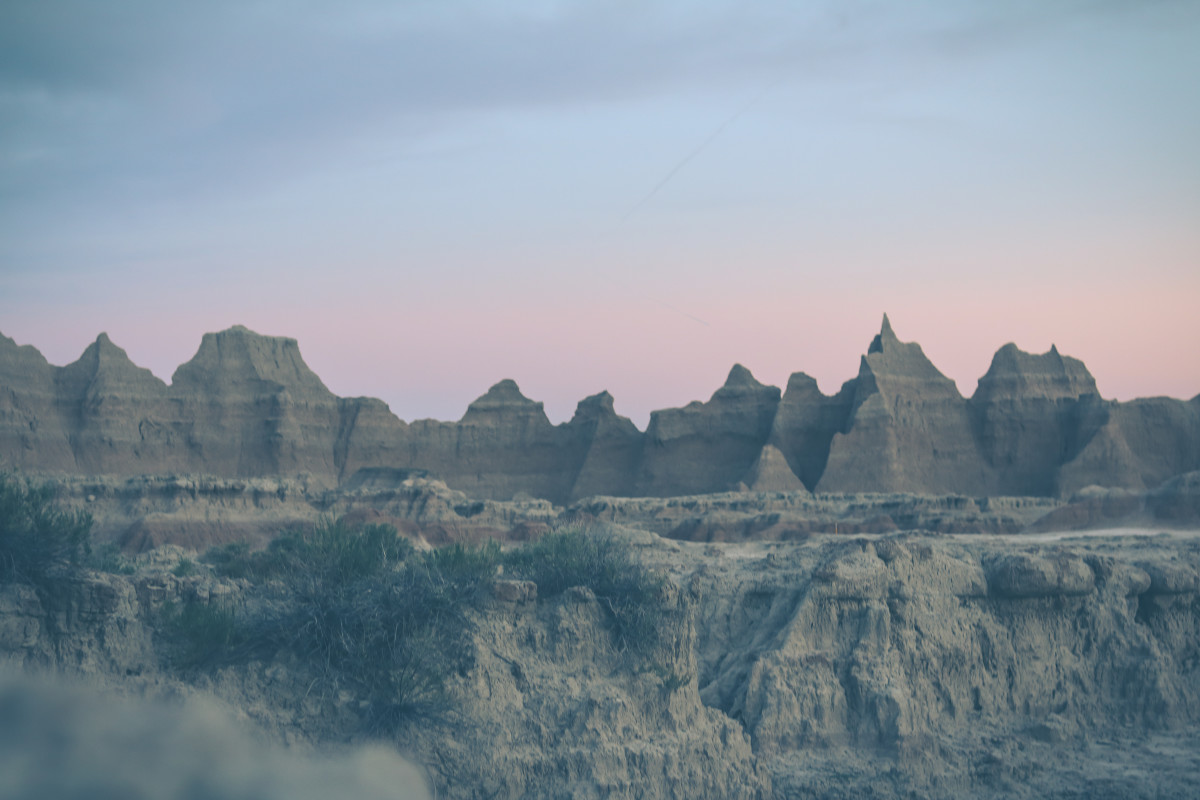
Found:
3,529 -> 1198,799
3,320 -> 1198,502
666,531 -> 1200,799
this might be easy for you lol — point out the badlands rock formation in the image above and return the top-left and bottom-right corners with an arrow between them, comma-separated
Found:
816,315 -> 993,494
3,319 -> 1199,502
634,364 -> 781,497
2,526 -> 1198,799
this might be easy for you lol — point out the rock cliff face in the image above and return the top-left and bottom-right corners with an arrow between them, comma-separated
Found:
403,380 -> 582,503
2,320 -> 1198,501
0,534 -> 772,800
969,343 -> 1099,496
4,530 -> 1198,799
566,392 -> 643,501
677,532 -> 1200,798
0,332 -> 76,471
635,365 -> 780,497
168,326 -> 346,478
818,315 -> 994,495
1055,397 -> 1200,496
766,373 -> 854,491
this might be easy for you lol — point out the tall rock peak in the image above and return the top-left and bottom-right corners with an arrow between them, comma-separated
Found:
723,363 -> 762,390
170,326 -> 330,395
464,379 -> 547,420
574,390 -> 617,416
868,313 -> 898,355
859,316 -> 954,388
973,343 -> 1097,402
59,333 -> 166,397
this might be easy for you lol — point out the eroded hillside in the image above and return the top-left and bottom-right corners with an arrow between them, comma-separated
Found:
3,493 -> 1198,799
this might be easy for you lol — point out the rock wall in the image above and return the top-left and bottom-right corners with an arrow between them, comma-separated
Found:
4,530 -> 1198,799
680,533 -> 1200,798
634,365 -> 781,497
0,540 -> 771,800
816,315 -> 995,495
3,320 -> 1198,502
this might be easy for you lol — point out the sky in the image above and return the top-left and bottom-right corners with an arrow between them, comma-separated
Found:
2,0 -> 1198,428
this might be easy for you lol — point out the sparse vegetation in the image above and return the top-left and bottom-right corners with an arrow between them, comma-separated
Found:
161,598 -> 245,668
173,520 -> 685,731
0,473 -> 92,584
503,527 -> 682,659
171,557 -> 197,577
89,542 -> 135,575
205,518 -> 412,586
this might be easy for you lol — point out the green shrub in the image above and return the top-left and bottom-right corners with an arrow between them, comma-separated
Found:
196,520 -> 483,727
423,539 -> 502,586
186,522 -> 683,730
89,542 -> 135,575
201,541 -> 252,578
171,558 -> 196,577
0,473 -> 92,583
162,599 -> 245,668
502,527 -> 678,657
204,518 -> 411,587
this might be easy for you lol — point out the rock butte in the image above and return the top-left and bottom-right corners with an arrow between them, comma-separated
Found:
2,315 -> 1198,504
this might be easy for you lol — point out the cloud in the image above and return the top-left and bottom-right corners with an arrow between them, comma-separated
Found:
2,0 -> 1190,207
0,671 -> 431,800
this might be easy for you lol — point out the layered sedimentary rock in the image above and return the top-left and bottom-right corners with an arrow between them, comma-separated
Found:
565,391 -> 643,501
167,326 -> 347,477
766,373 -> 854,491
4,527 -> 1199,799
681,533 -> 1200,798
817,315 -> 994,494
738,444 -> 808,493
2,320 -> 1199,502
1055,397 -> 1200,495
634,365 -> 780,497
403,380 -> 583,502
968,343 -> 1100,496
0,332 -> 76,471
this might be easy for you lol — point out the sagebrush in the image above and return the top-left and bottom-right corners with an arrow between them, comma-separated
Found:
179,521 -> 683,730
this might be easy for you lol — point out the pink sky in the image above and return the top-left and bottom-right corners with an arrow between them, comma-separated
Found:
2,2 -> 1198,427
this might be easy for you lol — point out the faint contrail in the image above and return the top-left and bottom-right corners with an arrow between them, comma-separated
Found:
621,84 -> 775,222
655,299 -> 710,327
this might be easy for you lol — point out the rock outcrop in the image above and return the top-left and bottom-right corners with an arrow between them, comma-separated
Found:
635,365 -> 780,496
404,380 -> 584,503
1055,397 -> 1200,495
565,391 -> 643,501
679,532 -> 1200,798
765,372 -> 854,491
969,343 -> 1100,495
167,326 -> 346,477
5,527 -> 1199,799
0,332 -> 76,471
3,320 -> 1198,502
0,534 -> 772,800
817,315 -> 994,494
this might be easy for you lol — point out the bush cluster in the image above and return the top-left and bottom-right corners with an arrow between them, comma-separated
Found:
195,519 -> 488,727
175,521 -> 680,730
161,599 -> 244,668
0,473 -> 92,584
502,528 -> 678,658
